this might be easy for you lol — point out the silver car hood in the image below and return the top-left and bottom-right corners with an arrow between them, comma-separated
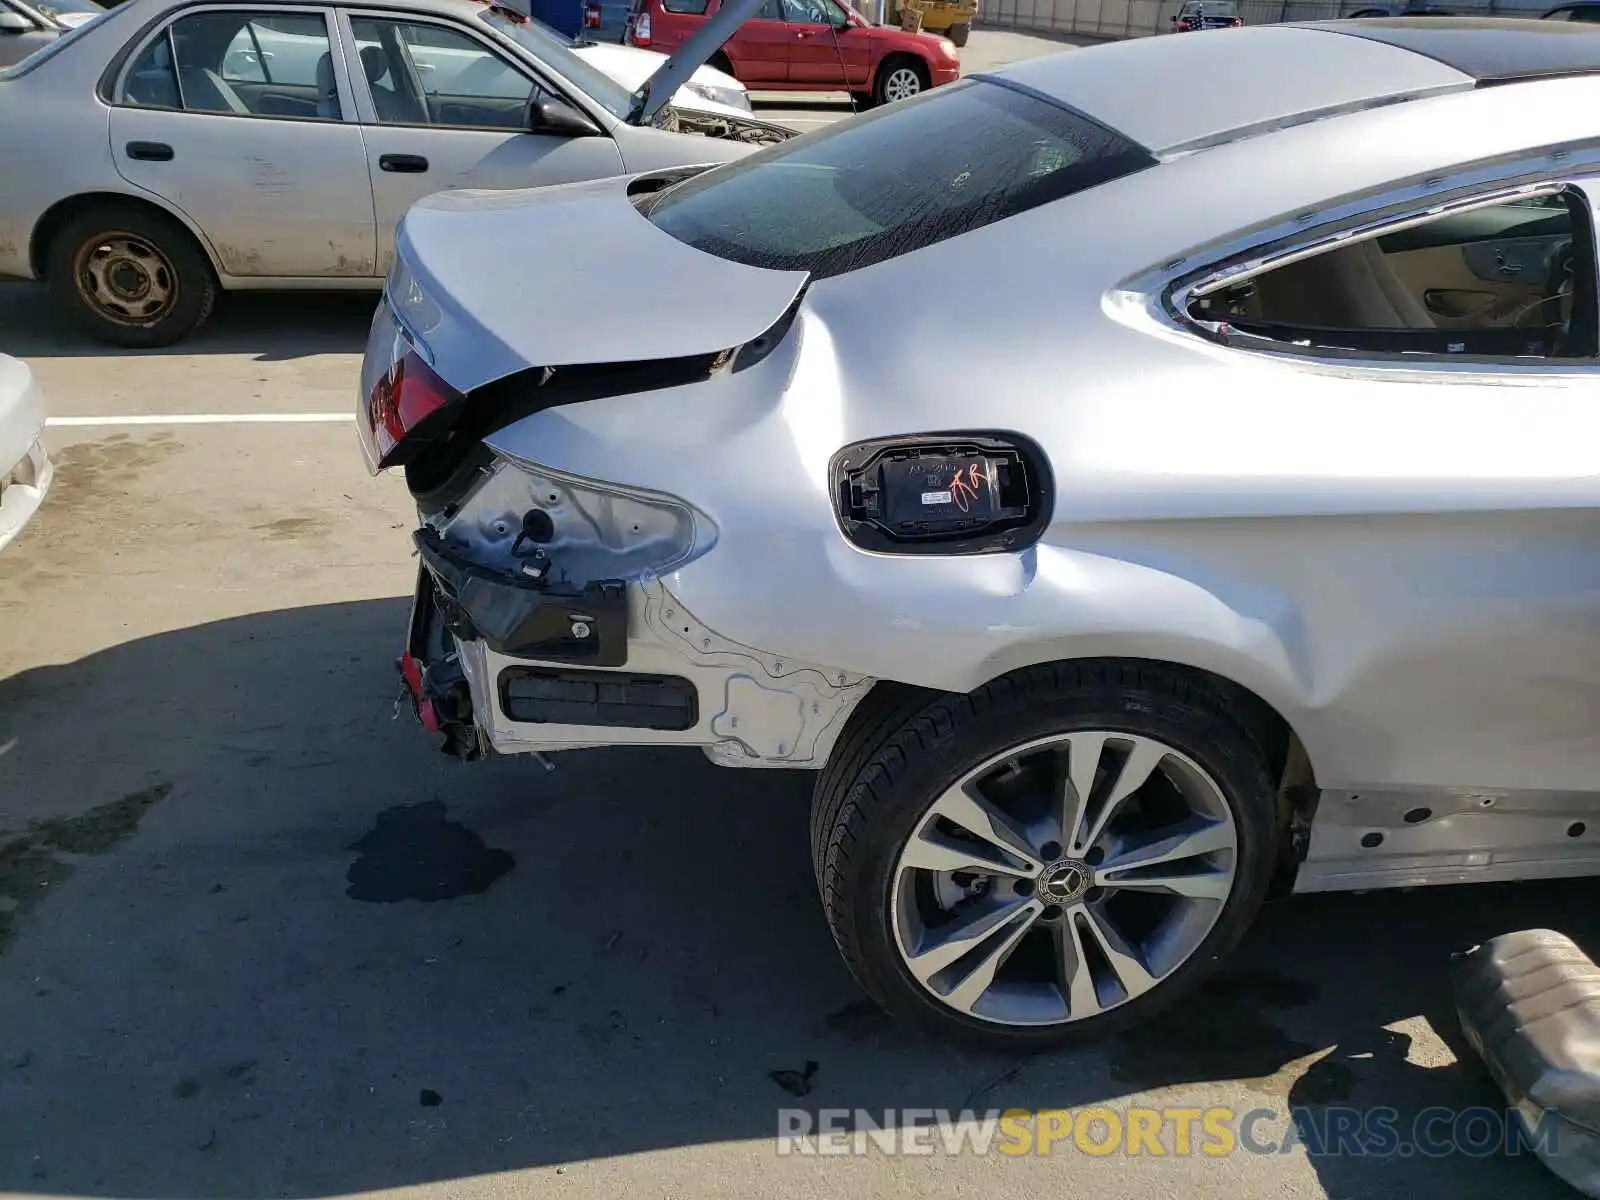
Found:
392,174 -> 809,394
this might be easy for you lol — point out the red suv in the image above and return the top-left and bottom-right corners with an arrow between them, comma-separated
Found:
624,0 -> 961,106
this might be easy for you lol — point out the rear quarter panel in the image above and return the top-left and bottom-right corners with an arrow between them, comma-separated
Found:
0,4 -> 217,280
482,85 -> 1600,802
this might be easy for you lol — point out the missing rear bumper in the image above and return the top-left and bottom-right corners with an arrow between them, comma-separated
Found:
443,576 -> 875,769
499,667 -> 698,731
414,527 -> 628,667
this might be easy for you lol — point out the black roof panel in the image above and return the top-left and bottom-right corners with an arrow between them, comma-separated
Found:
1302,16 -> 1600,82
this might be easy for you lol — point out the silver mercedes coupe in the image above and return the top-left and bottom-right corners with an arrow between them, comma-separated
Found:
362,17 -> 1600,1047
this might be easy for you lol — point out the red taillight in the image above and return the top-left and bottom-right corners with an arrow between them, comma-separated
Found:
1228,16 -> 1242,25
400,651 -> 442,731
1175,18 -> 1191,29
366,348 -> 463,469
584,1 -> 601,25
633,10 -> 651,42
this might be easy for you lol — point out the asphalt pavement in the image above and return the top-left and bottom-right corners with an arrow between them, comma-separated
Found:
0,27 -> 1596,1200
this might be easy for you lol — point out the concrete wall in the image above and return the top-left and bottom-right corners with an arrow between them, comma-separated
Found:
977,0 -> 1557,38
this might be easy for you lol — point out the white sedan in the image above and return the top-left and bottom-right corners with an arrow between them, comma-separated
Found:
0,0 -> 791,346
0,353 -> 52,554
224,8 -> 758,117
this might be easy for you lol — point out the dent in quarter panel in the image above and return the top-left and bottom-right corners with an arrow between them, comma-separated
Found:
484,277 -> 1600,802
1031,509 -> 1600,797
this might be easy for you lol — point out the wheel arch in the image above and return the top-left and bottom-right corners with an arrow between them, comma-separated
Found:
30,190 -> 222,282
842,654 -> 1321,894
873,49 -> 933,90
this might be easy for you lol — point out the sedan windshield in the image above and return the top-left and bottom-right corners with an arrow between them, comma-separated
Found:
479,9 -> 631,120
645,79 -> 1155,279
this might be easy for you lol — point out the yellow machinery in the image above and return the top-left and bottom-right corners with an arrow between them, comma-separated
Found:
894,0 -> 977,44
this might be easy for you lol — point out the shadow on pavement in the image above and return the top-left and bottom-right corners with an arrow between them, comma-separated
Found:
0,283 -> 377,361
0,600 -> 1590,1197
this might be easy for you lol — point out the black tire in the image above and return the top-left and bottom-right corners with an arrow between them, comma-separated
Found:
810,662 -> 1281,1051
46,202 -> 217,348
947,21 -> 969,45
872,54 -> 929,106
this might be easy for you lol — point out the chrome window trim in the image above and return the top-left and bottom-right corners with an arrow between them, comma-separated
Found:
338,6 -> 617,130
338,9 -> 553,130
112,3 -> 355,122
1138,143 -> 1600,376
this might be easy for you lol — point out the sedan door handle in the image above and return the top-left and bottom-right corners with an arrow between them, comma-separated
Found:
126,141 -> 174,162
379,154 -> 429,174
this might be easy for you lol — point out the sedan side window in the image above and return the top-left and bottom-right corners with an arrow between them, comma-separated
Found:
1186,190 -> 1598,361
348,18 -> 540,129
122,11 -> 343,120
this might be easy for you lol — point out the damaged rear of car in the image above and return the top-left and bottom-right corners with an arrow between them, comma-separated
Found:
358,73 -> 1206,1052
358,77 -> 1148,770
356,166 -> 836,764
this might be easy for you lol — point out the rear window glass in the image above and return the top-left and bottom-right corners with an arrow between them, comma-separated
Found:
644,79 -> 1154,279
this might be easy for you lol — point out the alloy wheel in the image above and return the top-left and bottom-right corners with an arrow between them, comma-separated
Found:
890,730 -> 1239,1027
883,66 -> 922,102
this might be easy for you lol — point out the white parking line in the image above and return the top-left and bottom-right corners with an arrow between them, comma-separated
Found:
47,413 -> 353,427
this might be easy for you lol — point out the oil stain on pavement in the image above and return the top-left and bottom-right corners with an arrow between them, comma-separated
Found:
346,799 -> 514,903
0,781 -> 172,951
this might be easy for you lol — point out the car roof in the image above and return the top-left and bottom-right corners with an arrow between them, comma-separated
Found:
985,18 -> 1600,156
113,0 -> 493,18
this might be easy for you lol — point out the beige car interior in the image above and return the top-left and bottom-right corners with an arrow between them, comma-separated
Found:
1241,238 -> 1440,330
1201,200 -> 1575,342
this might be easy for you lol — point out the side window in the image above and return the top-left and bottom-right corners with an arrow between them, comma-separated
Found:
1186,191 -> 1597,361
661,0 -> 710,11
787,0 -> 849,20
783,0 -> 832,21
348,17 -> 540,129
122,11 -> 342,120
754,0 -> 785,18
220,24 -> 268,84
